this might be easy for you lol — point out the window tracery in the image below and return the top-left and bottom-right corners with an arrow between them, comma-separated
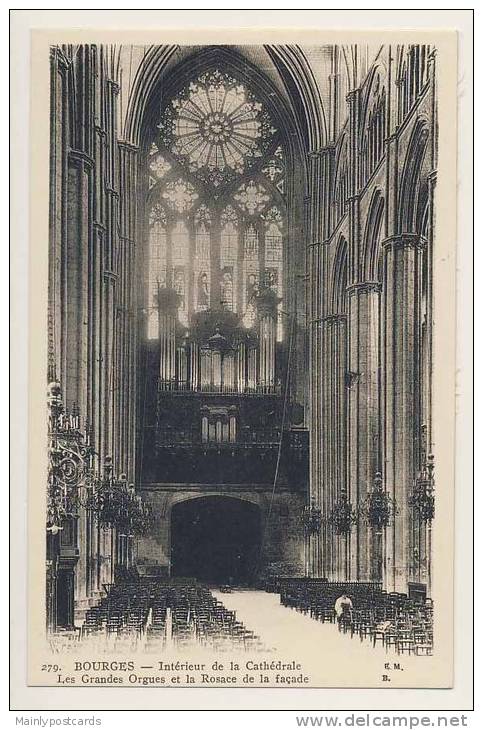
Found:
262,146 -> 285,194
234,181 -> 270,216
162,178 -> 199,213
149,153 -> 172,181
159,69 -> 277,188
146,69 -> 286,339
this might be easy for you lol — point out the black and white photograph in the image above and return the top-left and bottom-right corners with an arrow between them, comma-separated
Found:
18,23 -> 462,698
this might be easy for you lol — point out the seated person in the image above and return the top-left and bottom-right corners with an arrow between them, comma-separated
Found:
334,593 -> 353,624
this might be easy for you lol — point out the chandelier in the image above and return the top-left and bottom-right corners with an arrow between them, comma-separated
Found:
358,472 -> 398,531
410,454 -> 435,523
47,382 -> 153,537
86,457 -> 154,537
302,499 -> 322,535
327,493 -> 358,535
47,382 -> 94,534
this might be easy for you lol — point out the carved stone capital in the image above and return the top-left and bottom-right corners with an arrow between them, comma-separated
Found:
119,235 -> 136,246
118,140 -> 140,155
105,186 -> 120,199
50,46 -> 70,71
93,222 -> 106,236
382,233 -> 426,251
322,313 -> 347,325
95,125 -> 108,138
307,144 -> 336,160
68,149 -> 94,169
103,270 -> 118,283
106,79 -> 120,94
346,88 -> 361,104
346,281 -> 382,296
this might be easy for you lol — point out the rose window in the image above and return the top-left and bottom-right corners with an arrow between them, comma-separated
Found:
159,69 -> 276,187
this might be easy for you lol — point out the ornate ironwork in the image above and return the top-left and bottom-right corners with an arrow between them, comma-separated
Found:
87,457 -> 154,537
358,472 -> 399,531
410,454 -> 435,523
47,382 -> 153,537
327,494 -> 358,535
302,499 -> 322,535
47,382 -> 94,533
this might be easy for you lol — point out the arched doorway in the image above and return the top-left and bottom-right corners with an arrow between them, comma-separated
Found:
170,496 -> 261,585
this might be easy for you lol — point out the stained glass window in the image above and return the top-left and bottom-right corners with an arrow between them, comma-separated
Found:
149,154 -> 172,180
242,224 -> 259,328
147,204 -> 168,338
262,146 -> 285,194
172,221 -> 190,326
264,207 -> 283,340
147,70 -> 286,339
159,69 -> 276,188
194,206 -> 211,311
162,178 -> 198,213
220,206 -> 238,312
234,181 -> 270,216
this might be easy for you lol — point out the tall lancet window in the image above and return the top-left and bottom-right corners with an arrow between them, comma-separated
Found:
194,205 -> 211,312
243,223 -> 259,328
147,204 -> 168,338
171,220 -> 190,326
220,205 -> 238,312
264,206 -> 284,341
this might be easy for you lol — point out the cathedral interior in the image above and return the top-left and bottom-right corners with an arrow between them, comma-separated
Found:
46,43 -> 437,648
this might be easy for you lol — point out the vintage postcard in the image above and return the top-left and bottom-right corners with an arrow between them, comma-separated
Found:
22,23 -> 459,704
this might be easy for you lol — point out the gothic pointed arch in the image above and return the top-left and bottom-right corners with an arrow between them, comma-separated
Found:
362,189 -> 385,281
331,235 -> 349,315
124,44 -> 326,157
359,64 -> 388,186
398,118 -> 431,234
333,134 -> 349,224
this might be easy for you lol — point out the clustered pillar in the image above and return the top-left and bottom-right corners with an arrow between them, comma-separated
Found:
307,48 -> 436,594
48,45 -> 139,624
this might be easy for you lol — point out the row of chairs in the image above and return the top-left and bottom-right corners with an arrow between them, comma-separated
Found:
168,584 -> 260,651
278,580 -> 433,656
80,580 -> 261,651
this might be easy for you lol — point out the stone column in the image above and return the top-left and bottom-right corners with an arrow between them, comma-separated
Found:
118,140 -> 139,481
382,233 -> 423,592
346,89 -> 362,286
308,237 -> 322,575
306,146 -> 334,577
65,149 -> 94,608
346,282 -> 381,582
320,313 -> 348,579
49,47 -> 69,383
64,150 -> 93,416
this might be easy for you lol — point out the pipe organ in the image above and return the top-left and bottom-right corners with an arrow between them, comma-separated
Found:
157,287 -> 280,395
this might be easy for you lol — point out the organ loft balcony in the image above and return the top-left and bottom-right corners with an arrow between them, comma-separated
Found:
140,297 -> 309,490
